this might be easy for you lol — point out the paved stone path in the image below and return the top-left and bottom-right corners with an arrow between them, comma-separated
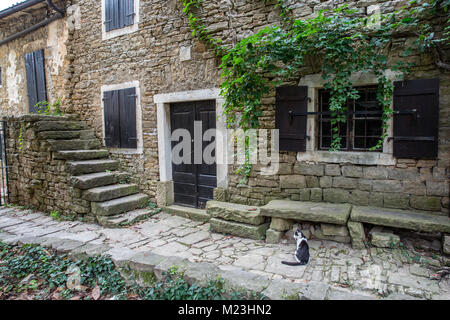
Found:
0,206 -> 449,300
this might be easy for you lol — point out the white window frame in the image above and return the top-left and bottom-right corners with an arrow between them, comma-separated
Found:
101,0 -> 139,41
100,80 -> 143,154
297,71 -> 401,166
154,88 -> 229,189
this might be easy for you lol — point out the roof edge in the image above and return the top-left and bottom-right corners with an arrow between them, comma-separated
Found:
0,0 -> 46,20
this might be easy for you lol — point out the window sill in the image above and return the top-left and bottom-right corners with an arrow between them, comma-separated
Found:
296,150 -> 395,166
102,23 -> 138,41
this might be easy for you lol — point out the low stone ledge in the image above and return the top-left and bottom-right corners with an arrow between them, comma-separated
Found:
164,205 -> 211,222
209,218 -> 270,240
127,251 -> 167,273
351,206 -> 450,234
260,200 -> 351,225
206,200 -> 265,225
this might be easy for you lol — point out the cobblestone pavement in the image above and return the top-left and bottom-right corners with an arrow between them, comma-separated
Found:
0,206 -> 449,300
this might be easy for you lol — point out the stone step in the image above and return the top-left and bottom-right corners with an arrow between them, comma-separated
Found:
91,193 -> 149,216
69,171 -> 128,190
66,159 -> 119,175
38,129 -> 96,140
48,139 -> 101,151
83,184 -> 139,202
34,120 -> 87,132
54,149 -> 110,160
22,114 -> 80,122
97,208 -> 157,227
260,200 -> 352,225
163,205 -> 211,222
351,206 -> 450,234
209,217 -> 270,240
206,200 -> 266,225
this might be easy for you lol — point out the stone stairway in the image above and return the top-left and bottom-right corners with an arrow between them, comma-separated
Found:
35,115 -> 152,227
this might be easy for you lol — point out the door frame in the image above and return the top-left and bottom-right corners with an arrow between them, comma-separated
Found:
154,88 -> 229,202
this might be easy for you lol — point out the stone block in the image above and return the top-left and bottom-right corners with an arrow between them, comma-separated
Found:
323,188 -> 349,203
332,177 -> 358,189
312,226 -> 351,243
444,234 -> 450,255
363,167 -> 388,180
342,165 -> 363,178
383,193 -> 409,209
325,164 -> 341,176
426,181 -> 449,197
206,200 -> 265,225
373,180 -> 403,193
410,196 -> 442,211
321,223 -> 349,237
280,175 -> 306,188
310,188 -> 323,202
306,176 -> 319,188
371,231 -> 400,248
213,187 -> 229,202
349,190 -> 370,206
266,229 -> 284,244
299,189 -> 310,201
319,176 -> 332,188
347,221 -> 366,249
156,181 -> 174,207
294,163 -> 324,176
209,218 -> 270,240
387,168 -> 419,180
402,181 -> 426,196
270,217 -> 293,231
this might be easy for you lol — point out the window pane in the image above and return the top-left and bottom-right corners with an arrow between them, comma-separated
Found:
367,137 -> 382,150
354,137 -> 366,149
367,120 -> 382,136
355,120 -> 365,136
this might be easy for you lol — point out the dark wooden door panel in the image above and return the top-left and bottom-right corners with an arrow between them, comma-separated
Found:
170,100 -> 216,208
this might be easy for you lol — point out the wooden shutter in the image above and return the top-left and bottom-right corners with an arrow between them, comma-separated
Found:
275,86 -> 308,152
103,90 -> 120,148
25,49 -> 46,113
393,78 -> 439,159
105,0 -> 113,32
119,87 -> 137,148
124,0 -> 134,27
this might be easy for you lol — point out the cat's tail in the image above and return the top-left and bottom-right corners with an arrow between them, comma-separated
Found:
281,261 -> 307,266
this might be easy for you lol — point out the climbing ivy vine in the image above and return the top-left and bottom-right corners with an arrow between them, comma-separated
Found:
180,0 -> 449,180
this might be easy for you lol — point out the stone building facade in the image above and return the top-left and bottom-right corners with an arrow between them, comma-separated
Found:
0,0 -> 449,221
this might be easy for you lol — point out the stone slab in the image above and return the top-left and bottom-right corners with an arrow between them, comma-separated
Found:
207,200 -> 265,225
209,218 -> 269,240
164,205 -> 211,222
351,206 -> 450,233
260,200 -> 351,225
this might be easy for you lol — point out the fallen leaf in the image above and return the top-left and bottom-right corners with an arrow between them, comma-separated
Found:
92,285 -> 101,300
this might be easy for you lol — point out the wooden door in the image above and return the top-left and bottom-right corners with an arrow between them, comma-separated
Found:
170,100 -> 217,208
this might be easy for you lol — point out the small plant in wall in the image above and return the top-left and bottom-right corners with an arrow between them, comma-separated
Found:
35,97 -> 63,116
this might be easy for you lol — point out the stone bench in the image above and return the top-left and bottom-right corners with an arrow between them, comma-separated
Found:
260,200 -> 352,225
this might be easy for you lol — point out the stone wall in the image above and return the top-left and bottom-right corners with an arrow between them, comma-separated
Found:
1,0 -> 448,215
3,115 -> 91,219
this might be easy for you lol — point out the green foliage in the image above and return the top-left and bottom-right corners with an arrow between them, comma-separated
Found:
181,0 -> 448,179
17,121 -> 25,151
35,98 -> 63,116
0,242 -> 261,300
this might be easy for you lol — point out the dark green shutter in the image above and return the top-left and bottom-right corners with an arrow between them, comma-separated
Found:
103,90 -> 120,148
105,0 -> 113,32
124,0 -> 134,26
275,86 -> 308,152
104,88 -> 137,149
120,87 -> 137,148
25,49 -> 46,113
393,78 -> 439,159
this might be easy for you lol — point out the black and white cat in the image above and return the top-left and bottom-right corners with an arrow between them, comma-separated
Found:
281,229 -> 310,266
